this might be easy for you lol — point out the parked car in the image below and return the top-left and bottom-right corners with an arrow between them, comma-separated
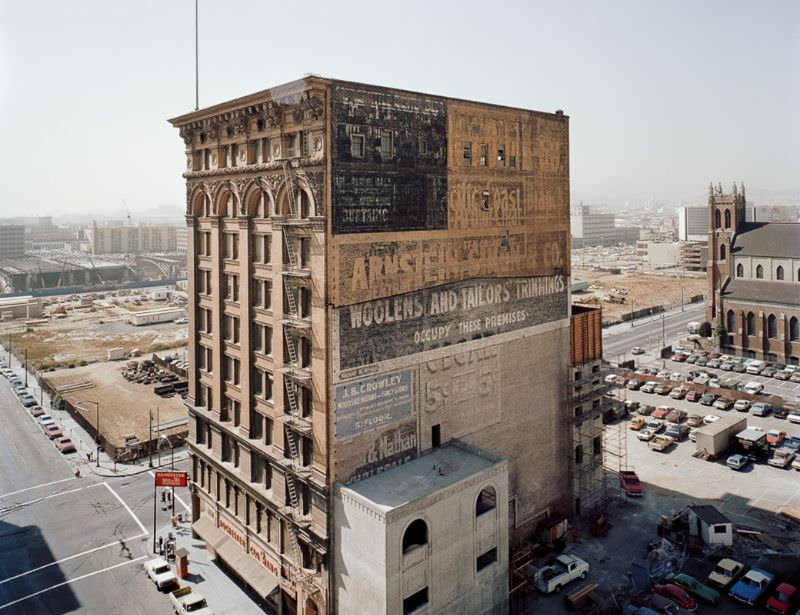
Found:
641,381 -> 659,394
55,437 -> 76,453
766,582 -> 797,614
699,393 -> 717,406
619,470 -> 643,496
605,374 -> 619,385
629,416 -> 647,431
768,447 -> 796,469
686,390 -> 702,403
729,568 -> 775,605
42,424 -> 63,440
143,557 -> 179,590
627,380 -> 643,391
637,429 -> 656,442
19,394 -> 37,408
774,370 -> 792,381
655,384 -> 673,395
693,373 -> 710,385
767,430 -> 787,447
666,573 -> 721,605
638,404 -> 655,416
687,415 -> 702,427
708,558 -> 744,589
665,423 -> 690,442
695,356 -> 709,367
707,359 -> 721,369
533,554 -> 589,594
30,406 -> 46,417
624,400 -> 640,412
732,361 -> 748,373
733,399 -> 751,412
665,409 -> 686,424
751,402 -> 772,417
772,406 -> 788,419
720,360 -> 735,371
744,381 -> 764,395
746,360 -> 766,374
669,387 -> 687,400
671,353 -> 689,362
713,397 -> 733,411
652,406 -> 672,419
703,414 -> 720,425
649,435 -> 675,452
789,371 -> 800,383
686,355 -> 699,364
726,454 -> 749,471
788,412 -> 800,424
631,346 -> 646,355
652,583 -> 697,612
646,419 -> 665,433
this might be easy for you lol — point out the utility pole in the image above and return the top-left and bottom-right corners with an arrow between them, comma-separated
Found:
24,349 -> 28,387
156,406 -> 161,466
149,410 -> 154,468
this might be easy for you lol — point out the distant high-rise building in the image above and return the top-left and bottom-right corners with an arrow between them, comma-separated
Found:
571,204 -> 639,247
170,76 -> 574,615
89,221 -> 178,254
677,206 -> 707,241
0,224 -> 26,259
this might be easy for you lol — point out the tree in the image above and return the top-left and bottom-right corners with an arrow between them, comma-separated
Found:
713,321 -> 728,349
698,321 -> 712,337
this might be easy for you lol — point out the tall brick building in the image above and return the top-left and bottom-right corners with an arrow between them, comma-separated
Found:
170,77 -> 572,614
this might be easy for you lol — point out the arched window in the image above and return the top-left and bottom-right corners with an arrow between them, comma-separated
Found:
714,209 -> 721,229
767,314 -> 777,339
724,209 -> 731,228
791,317 -> 799,342
476,486 -> 497,516
720,244 -> 726,260
756,265 -> 764,279
776,266 -> 784,281
402,519 -> 428,554
296,189 -> 311,218
736,263 -> 744,277
746,312 -> 756,336
726,310 -> 735,334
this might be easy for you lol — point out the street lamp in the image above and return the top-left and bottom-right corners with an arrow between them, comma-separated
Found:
75,398 -> 100,467
158,435 -> 175,517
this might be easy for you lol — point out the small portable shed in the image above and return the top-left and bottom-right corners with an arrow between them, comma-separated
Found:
688,505 -> 732,546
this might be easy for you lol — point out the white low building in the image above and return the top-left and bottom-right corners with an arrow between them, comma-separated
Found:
128,307 -> 184,326
688,505 -> 732,546
334,442 -> 509,615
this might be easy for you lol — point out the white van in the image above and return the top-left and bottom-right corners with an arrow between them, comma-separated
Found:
687,321 -> 701,334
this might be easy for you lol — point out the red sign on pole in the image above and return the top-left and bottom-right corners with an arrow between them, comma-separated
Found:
155,471 -> 188,487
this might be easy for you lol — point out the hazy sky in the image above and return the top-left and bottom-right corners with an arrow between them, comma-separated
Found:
0,0 -> 797,217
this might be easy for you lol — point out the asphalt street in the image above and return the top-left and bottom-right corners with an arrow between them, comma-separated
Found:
603,302 -> 704,362
0,374 -> 189,614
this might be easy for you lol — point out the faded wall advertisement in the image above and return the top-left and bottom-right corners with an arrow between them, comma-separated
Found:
334,369 -> 414,441
337,275 -> 568,371
340,421 -> 418,485
334,230 -> 568,305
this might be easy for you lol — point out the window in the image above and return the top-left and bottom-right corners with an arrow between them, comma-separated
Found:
713,525 -> 727,535
287,133 -> 298,158
350,134 -> 364,158
224,356 -> 240,385
476,548 -> 497,571
380,131 -> 393,158
198,269 -> 211,295
265,417 -> 273,445
575,444 -> 584,465
714,209 -> 721,229
224,315 -> 240,344
302,437 -> 313,467
403,588 -> 428,615
777,265 -> 784,280
476,486 -> 496,515
431,424 -> 441,448
791,317 -> 799,342
479,144 -> 488,166
593,435 -> 602,455
746,312 -> 756,336
768,314 -> 777,338
299,237 -> 311,268
481,191 -> 490,212
225,274 -> 239,301
727,310 -> 735,334
724,209 -> 731,228
719,244 -> 726,260
402,519 -> 428,554
756,265 -> 764,279
497,144 -> 505,167
509,154 -> 516,168
736,263 -> 744,277
463,142 -> 472,166
250,410 -> 263,440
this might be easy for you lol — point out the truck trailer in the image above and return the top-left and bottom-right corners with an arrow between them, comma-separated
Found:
694,415 -> 747,459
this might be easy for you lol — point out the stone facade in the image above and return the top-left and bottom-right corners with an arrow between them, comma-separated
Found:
170,76 -> 572,615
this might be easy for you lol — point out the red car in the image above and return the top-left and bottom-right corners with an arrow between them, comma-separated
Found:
42,423 -> 63,440
619,470 -> 643,496
666,409 -> 687,424
652,406 -> 672,419
653,583 -> 697,612
55,437 -> 76,453
767,582 -> 797,614
30,406 -> 46,417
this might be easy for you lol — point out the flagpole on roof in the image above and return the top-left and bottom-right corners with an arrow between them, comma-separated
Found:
195,0 -> 199,110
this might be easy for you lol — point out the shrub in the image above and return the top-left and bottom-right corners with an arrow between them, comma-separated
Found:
698,321 -> 713,337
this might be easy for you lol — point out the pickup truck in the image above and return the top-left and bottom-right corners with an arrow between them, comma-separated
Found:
649,435 -> 674,452
143,557 -> 178,590
534,554 -> 589,594
619,470 -> 643,496
768,447 -> 796,469
169,586 -> 214,614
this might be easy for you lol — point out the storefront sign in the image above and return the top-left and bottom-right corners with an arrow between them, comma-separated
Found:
154,471 -> 188,487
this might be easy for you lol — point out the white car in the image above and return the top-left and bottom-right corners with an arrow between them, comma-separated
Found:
703,414 -> 720,425
143,557 -> 178,589
788,412 -> 800,425
743,381 -> 764,395
637,428 -> 655,442
693,374 -> 710,385
174,317 -> 189,324
631,346 -> 645,355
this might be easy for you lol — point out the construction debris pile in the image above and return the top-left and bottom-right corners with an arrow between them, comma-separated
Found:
121,359 -> 188,399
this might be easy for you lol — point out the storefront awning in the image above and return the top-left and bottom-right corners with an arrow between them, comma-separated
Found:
216,535 -> 280,598
192,516 -> 226,551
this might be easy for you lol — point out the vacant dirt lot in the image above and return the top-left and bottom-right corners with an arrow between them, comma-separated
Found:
573,270 -> 706,322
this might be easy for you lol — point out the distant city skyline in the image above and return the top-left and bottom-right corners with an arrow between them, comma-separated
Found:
0,0 -> 798,216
